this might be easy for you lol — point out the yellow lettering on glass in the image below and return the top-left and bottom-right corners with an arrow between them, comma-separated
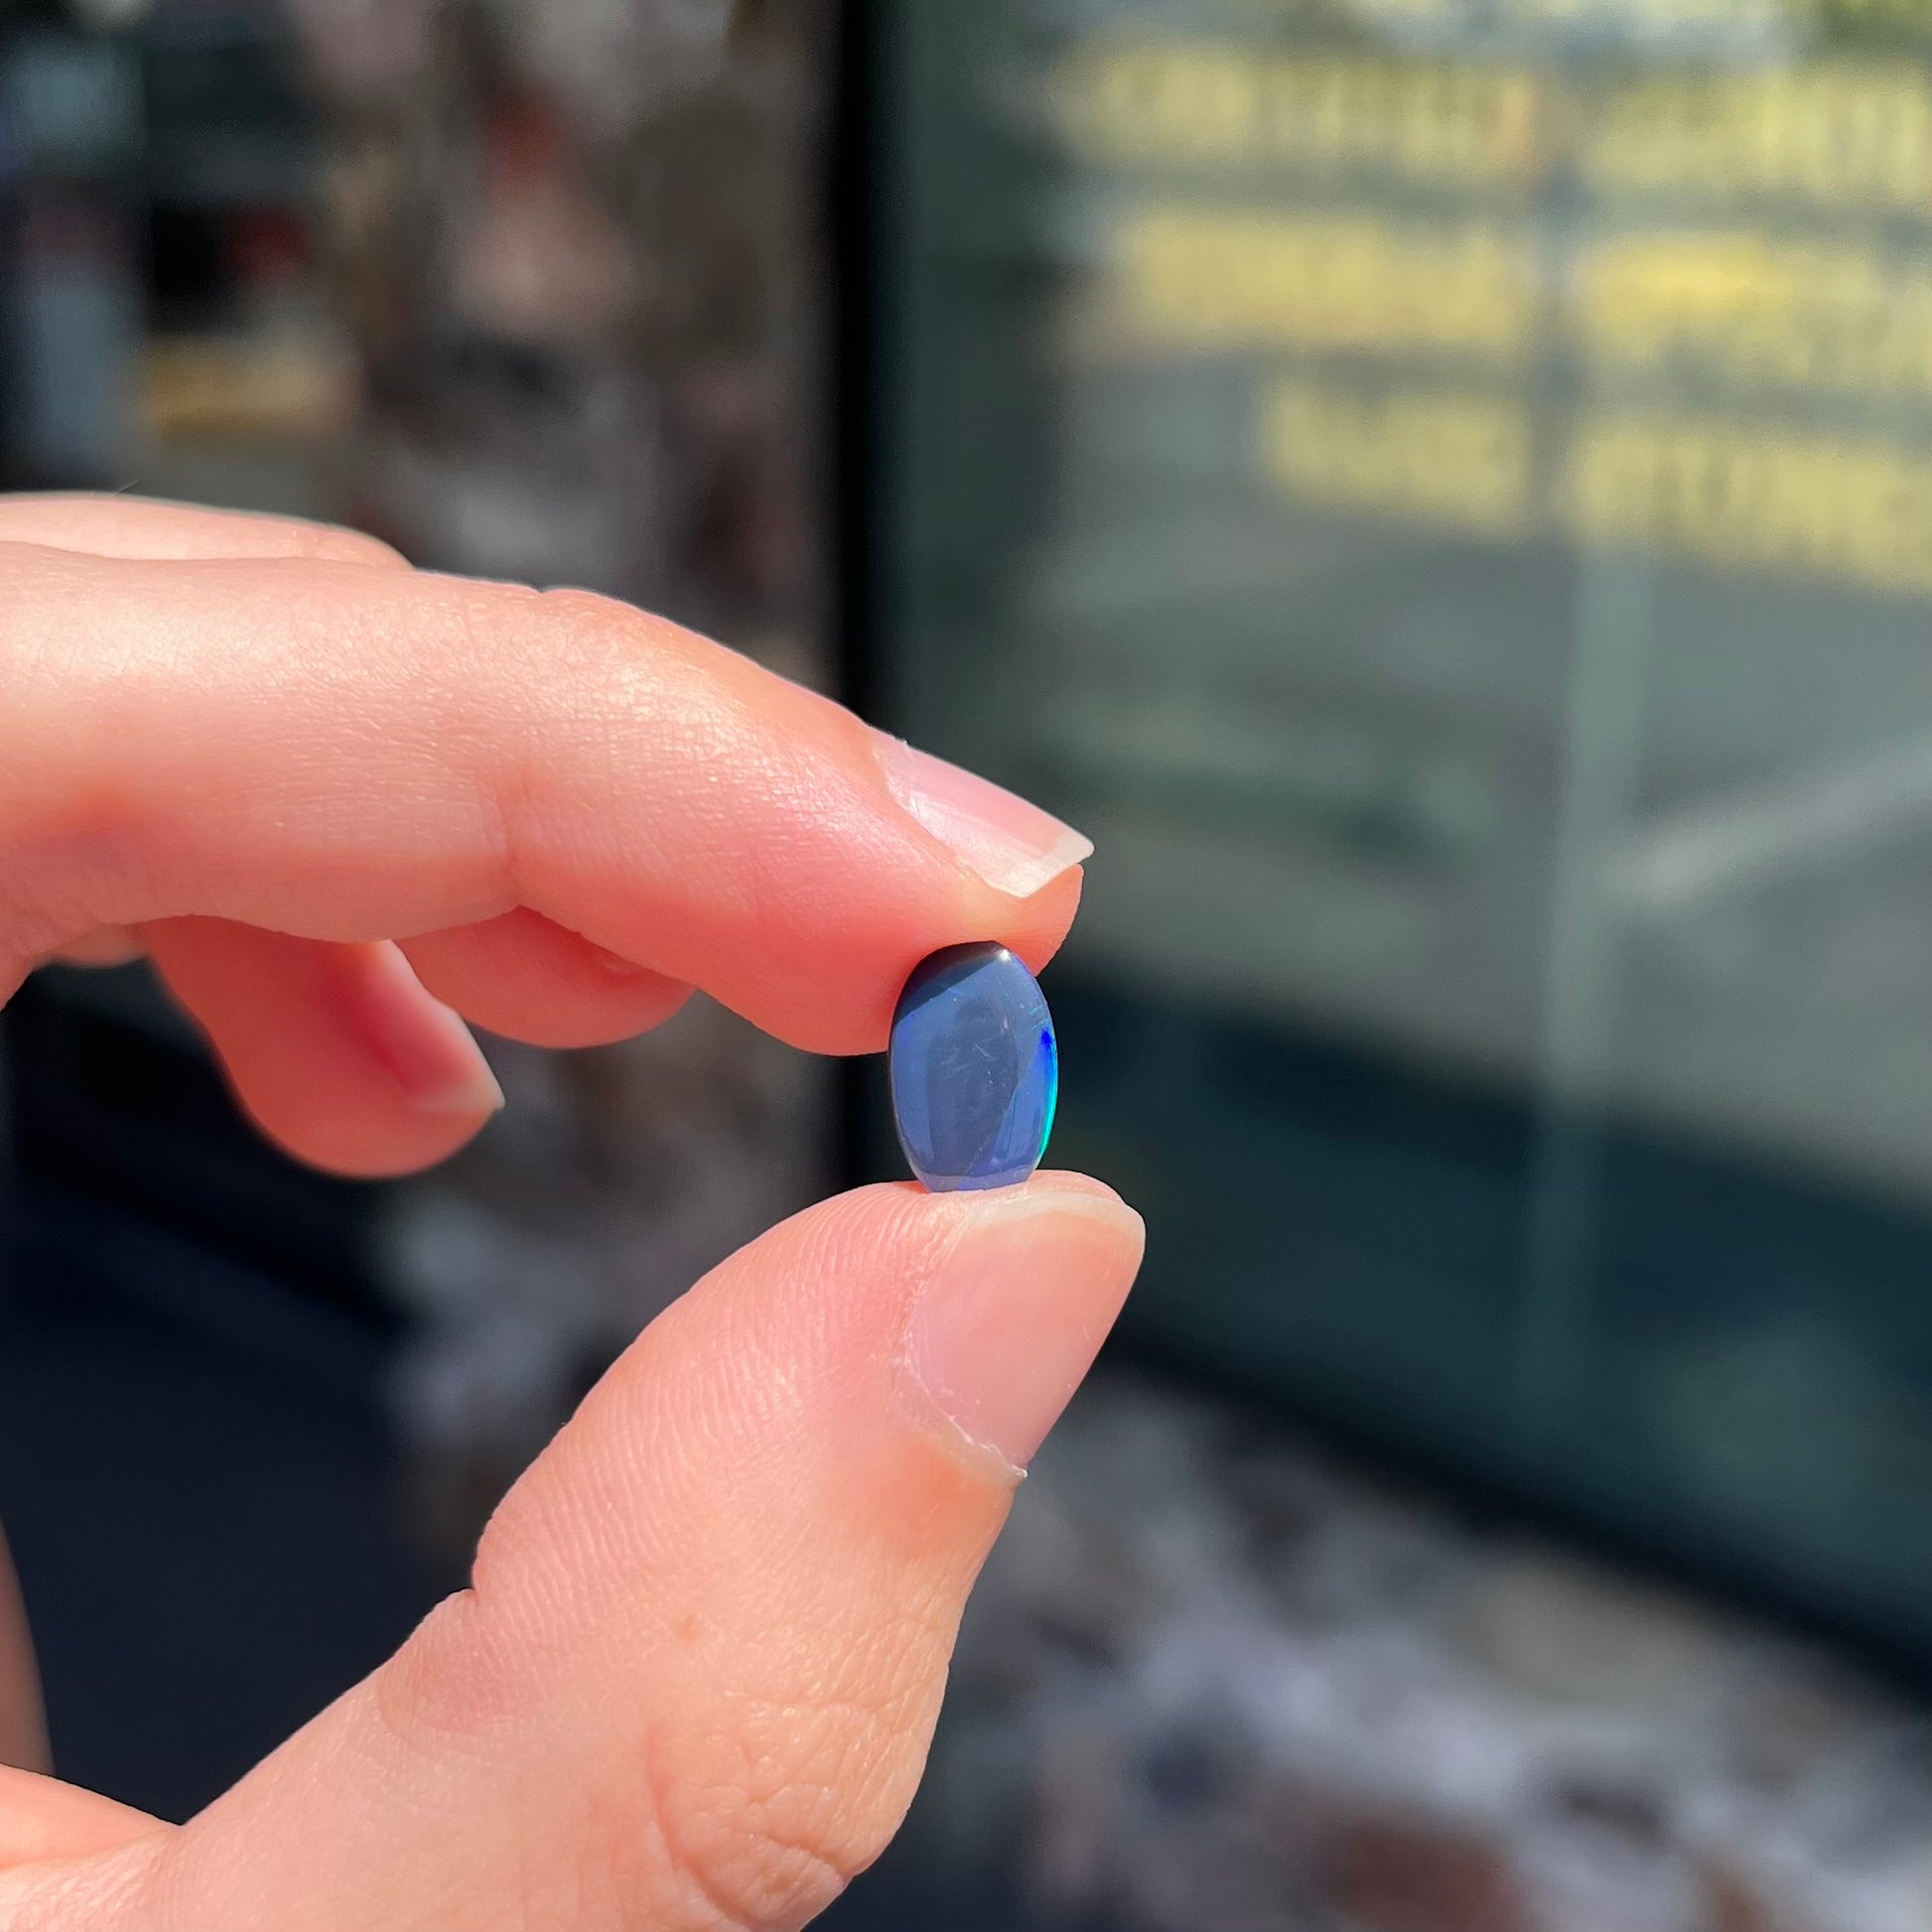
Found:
1257,379 -> 1534,536
1584,66 -> 1932,210
1054,41 -> 1544,189
1566,414 -> 1932,597
1575,234 -> 1932,398
1117,207 -> 1536,359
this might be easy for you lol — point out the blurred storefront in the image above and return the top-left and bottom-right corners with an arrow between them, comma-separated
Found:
863,0 -> 1932,1647
855,0 -> 1932,1921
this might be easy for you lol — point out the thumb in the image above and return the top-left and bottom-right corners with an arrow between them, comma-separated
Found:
13,1175 -> 1141,1932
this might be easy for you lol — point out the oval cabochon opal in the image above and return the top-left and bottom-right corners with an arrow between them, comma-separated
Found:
890,942 -> 1058,1192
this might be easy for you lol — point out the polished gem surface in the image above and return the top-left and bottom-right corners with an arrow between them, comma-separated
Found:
890,942 -> 1058,1193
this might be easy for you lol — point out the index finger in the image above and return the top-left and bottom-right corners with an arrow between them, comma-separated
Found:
0,547 -> 1089,1052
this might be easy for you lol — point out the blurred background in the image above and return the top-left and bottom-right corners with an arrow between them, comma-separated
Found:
4,0 -> 1932,1924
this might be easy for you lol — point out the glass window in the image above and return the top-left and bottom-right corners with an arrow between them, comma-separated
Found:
863,0 -> 1932,1660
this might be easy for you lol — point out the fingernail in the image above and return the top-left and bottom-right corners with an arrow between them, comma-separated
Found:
876,735 -> 1094,899
355,946 -> 507,1117
586,941 -> 653,978
904,1179 -> 1145,1470
411,1057 -> 508,1117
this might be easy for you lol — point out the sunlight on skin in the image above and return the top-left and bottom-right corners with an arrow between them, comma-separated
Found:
0,495 -> 1143,1932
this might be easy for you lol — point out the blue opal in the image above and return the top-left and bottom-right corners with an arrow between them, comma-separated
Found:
890,942 -> 1058,1193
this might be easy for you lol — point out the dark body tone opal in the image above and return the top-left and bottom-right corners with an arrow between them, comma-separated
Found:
890,943 -> 1058,1192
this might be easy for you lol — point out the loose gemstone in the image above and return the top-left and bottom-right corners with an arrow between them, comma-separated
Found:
890,942 -> 1058,1193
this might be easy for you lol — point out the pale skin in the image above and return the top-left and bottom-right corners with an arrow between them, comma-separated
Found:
0,495 -> 1144,1931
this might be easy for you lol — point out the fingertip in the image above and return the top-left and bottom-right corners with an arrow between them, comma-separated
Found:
1019,1168 -> 1141,1218
144,921 -> 507,1179
1000,866 -> 1085,980
899,1174 -> 1145,1473
402,910 -> 694,1048
792,867 -> 1084,1060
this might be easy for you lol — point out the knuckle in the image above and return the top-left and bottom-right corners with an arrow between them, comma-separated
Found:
303,527 -> 411,569
367,1589 -> 538,1752
604,1680 -> 935,1932
532,586 -> 647,656
531,587 -> 708,685
645,1781 -> 845,1931
534,585 -> 624,623
522,588 -> 650,697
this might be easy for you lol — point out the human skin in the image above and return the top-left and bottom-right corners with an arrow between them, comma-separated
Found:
0,495 -> 1143,1931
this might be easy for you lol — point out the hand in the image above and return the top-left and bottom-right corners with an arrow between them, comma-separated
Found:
0,496 -> 1143,1931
